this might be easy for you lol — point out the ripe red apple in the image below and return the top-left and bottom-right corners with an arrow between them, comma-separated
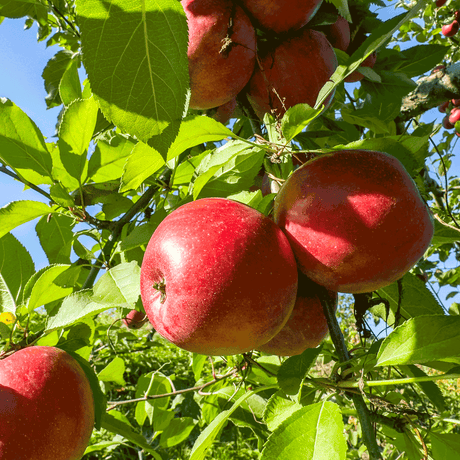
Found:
258,273 -> 337,356
443,115 -> 455,129
211,97 -> 237,124
274,150 -> 434,294
455,10 -> 460,20
246,29 -> 337,120
438,100 -> 450,113
318,15 -> 350,52
442,21 -> 459,37
344,52 -> 377,83
452,99 -> 460,107
122,309 -> 148,329
0,346 -> 95,460
431,65 -> 446,74
449,107 -> 460,125
240,0 -> 323,34
182,0 -> 256,110
140,198 -> 298,355
436,0 -> 447,7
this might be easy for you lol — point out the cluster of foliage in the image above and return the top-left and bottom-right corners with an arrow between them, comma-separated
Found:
2,0 -> 460,458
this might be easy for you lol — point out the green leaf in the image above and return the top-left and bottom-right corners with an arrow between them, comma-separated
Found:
100,412 -> 159,456
92,261 -> 140,308
35,214 -> 74,264
26,264 -> 73,312
374,273 -> 444,324
58,97 -> 99,183
135,372 -> 172,426
166,115 -> 236,162
399,365 -> 445,412
59,59 -> 83,106
159,417 -> 196,448
45,289 -> 111,332
432,218 -> 460,246
192,353 -> 207,382
376,315 -> 460,367
0,276 -> 15,314
0,201 -> 57,240
190,385 -> 276,460
98,356 -> 126,385
277,347 -> 322,396
263,390 -> 302,431
260,401 -> 347,460
281,104 -> 323,142
42,50 -> 73,108
0,0 -> 46,18
88,134 -> 136,183
195,147 -> 265,200
120,141 -> 165,192
430,432 -> 460,460
0,232 -> 34,304
0,98 -> 53,185
397,44 -> 448,78
76,0 -> 189,142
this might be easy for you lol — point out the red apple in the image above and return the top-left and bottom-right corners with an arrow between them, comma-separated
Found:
240,0 -> 323,34
140,198 -> 298,355
436,0 -> 447,7
246,28 -> 337,120
438,100 -> 450,113
344,52 -> 377,83
442,21 -> 459,37
274,150 -> 434,293
319,15 -> 351,52
455,10 -> 460,20
431,65 -> 446,74
449,107 -> 460,125
452,99 -> 460,106
0,346 -> 95,460
443,115 -> 455,129
258,274 -> 337,356
182,0 -> 256,110
122,309 -> 148,329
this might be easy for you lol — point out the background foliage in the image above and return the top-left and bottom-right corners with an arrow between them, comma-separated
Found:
1,0 -> 460,458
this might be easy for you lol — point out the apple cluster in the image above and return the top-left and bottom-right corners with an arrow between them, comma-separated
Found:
439,97 -> 460,135
140,150 -> 434,359
439,4 -> 460,37
0,346 -> 95,460
181,0 -> 372,121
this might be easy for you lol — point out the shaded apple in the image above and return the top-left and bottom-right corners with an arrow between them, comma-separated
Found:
211,97 -> 238,124
436,0 -> 447,6
452,99 -> 460,107
274,150 -> 434,293
344,52 -> 377,83
443,115 -> 455,129
258,273 -> 337,356
182,0 -> 256,110
240,0 -> 323,34
246,28 -> 337,120
0,346 -> 95,460
317,15 -> 350,52
438,100 -> 450,113
122,309 -> 148,329
140,198 -> 298,355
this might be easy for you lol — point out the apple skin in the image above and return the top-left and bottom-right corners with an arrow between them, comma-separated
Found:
140,198 -> 298,355
240,0 -> 323,34
258,273 -> 337,356
438,100 -> 450,113
443,115 -> 454,129
246,29 -> 337,120
122,309 -> 148,329
274,150 -> 434,294
0,346 -> 95,460
182,0 -> 256,110
344,52 -> 377,83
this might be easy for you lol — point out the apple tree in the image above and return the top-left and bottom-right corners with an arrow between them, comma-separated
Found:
1,0 -> 460,458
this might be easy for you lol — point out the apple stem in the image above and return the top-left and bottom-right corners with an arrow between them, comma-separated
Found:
153,279 -> 167,303
318,287 -> 383,460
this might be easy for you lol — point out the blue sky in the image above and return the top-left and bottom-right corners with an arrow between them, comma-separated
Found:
1,10 -> 459,311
